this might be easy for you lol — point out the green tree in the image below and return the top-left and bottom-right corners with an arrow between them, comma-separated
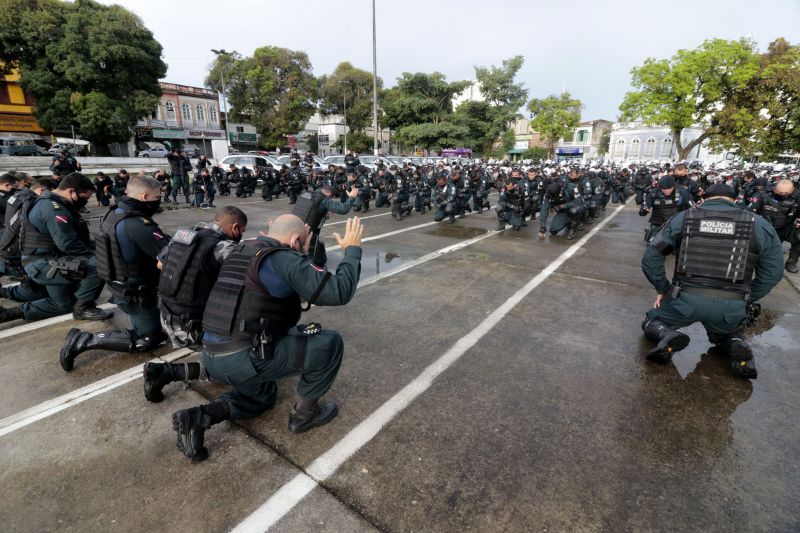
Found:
472,56 -> 529,153
527,92 -> 583,159
382,72 -> 469,130
521,146 -> 549,161
305,132 -> 319,154
750,38 -> 800,158
598,130 -> 611,156
0,0 -> 166,151
318,62 -> 382,133
206,46 -> 318,148
380,72 -> 470,150
619,38 -> 762,160
332,131 -> 373,154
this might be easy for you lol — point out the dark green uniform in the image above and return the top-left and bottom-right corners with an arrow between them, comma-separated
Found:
641,198 -> 783,377
20,191 -> 106,320
200,237 -> 361,419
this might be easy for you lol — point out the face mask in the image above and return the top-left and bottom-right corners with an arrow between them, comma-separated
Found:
141,199 -> 161,216
73,195 -> 89,210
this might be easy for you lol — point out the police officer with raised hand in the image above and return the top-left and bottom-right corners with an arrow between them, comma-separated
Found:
293,184 -> 358,267
641,183 -> 784,379
59,176 -> 168,371
153,206 -> 248,354
163,214 -> 363,461
0,173 -> 111,324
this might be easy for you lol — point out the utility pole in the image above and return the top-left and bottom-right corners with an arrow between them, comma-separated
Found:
211,49 -> 232,154
371,0 -> 379,156
338,80 -> 348,154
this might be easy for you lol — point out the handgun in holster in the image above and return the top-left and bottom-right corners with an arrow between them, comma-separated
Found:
46,257 -> 85,280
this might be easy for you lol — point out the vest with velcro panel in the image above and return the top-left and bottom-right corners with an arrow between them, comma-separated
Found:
159,227 -> 227,319
203,241 -> 302,344
674,207 -> 760,294
650,191 -> 680,227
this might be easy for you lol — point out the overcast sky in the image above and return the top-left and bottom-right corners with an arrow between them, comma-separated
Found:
105,0 -> 799,120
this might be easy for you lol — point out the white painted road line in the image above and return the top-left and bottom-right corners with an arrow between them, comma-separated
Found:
0,348 -> 193,438
230,204 -> 627,533
326,211 -> 392,225
0,302 -> 117,341
0,227 -> 501,438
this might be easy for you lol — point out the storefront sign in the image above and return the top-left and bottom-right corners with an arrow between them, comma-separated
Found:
152,129 -> 188,139
556,147 -> 583,155
187,129 -> 225,139
0,113 -> 44,133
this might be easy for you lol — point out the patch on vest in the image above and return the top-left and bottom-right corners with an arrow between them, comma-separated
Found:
699,220 -> 735,235
172,228 -> 197,245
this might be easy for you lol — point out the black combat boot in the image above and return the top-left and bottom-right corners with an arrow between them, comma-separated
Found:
288,398 -> 339,434
143,361 -> 202,403
496,219 -> 506,231
642,318 -> 690,364
566,227 -> 577,240
72,303 -> 114,321
785,251 -> 799,273
709,332 -> 757,379
0,305 -> 24,323
172,400 -> 230,461
59,329 -> 162,371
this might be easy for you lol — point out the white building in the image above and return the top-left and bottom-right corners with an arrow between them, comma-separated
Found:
608,121 -> 712,163
555,119 -> 613,161
452,81 -> 485,109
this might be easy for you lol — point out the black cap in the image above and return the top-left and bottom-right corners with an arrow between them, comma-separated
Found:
703,183 -> 736,199
658,175 -> 675,189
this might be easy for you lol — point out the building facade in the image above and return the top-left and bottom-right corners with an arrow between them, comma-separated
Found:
607,121 -> 710,162
0,69 -> 45,135
135,82 -> 225,156
555,119 -> 613,161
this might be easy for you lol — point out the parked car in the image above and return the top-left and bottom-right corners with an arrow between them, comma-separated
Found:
47,143 -> 78,156
182,144 -> 203,158
138,145 -> 169,158
0,136 -> 41,156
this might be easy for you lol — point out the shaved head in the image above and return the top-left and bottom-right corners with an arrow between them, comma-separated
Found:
268,214 -> 307,240
126,176 -> 161,199
775,179 -> 795,195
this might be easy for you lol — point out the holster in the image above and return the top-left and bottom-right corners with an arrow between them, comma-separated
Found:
46,257 -> 86,281
109,280 -> 153,306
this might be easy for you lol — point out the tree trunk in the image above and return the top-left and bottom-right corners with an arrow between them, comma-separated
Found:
674,129 -> 710,161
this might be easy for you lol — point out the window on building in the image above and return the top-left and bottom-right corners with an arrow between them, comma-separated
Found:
644,138 -> 656,158
209,106 -> 217,124
576,130 -> 589,143
236,126 -> 245,133
661,138 -> 673,159
196,105 -> 205,124
628,138 -> 640,159
613,139 -> 625,158
181,103 -> 191,122
165,101 -> 176,120
0,86 -> 11,105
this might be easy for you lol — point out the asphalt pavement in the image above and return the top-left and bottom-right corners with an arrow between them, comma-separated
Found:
1,192 -> 799,532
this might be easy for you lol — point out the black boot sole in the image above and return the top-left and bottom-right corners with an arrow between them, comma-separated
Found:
646,331 -> 690,364
172,411 -> 209,461
729,342 -> 757,379
59,328 -> 82,372
143,362 -> 168,403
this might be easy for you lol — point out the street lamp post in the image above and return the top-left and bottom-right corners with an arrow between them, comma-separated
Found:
211,49 -> 232,154
371,0 -> 379,156
338,80 -> 348,154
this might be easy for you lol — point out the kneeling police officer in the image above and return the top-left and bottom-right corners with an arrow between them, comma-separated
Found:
151,214 -> 364,461
59,176 -> 169,371
292,184 -> 358,266
641,183 -> 784,379
0,173 -> 111,324
153,206 -> 247,352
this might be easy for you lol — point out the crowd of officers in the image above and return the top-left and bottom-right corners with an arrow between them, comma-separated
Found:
0,151 -> 797,460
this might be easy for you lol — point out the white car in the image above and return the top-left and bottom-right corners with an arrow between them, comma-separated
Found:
138,146 -> 169,158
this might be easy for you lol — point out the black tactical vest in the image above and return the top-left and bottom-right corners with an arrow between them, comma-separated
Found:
760,195 -> 795,228
159,227 -> 228,319
0,188 -> 36,258
292,191 -> 326,231
94,208 -> 153,283
650,191 -> 681,226
203,241 -> 302,343
19,196 -> 60,257
674,207 -> 760,293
